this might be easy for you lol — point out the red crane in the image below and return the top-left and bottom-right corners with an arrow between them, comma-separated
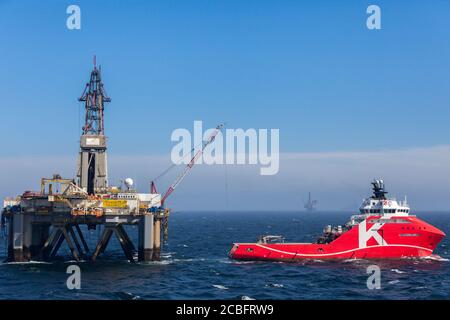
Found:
152,123 -> 224,207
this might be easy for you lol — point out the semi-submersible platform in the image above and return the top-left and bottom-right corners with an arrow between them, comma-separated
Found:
0,61 -> 218,263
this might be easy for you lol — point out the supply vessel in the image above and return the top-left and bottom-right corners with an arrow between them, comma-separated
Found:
229,180 -> 445,260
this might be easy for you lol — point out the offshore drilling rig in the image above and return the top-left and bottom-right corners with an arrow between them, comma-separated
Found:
0,59 -> 220,263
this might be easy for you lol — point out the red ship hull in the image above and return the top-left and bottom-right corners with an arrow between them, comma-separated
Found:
229,215 -> 445,261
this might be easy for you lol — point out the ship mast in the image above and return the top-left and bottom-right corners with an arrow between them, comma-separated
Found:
371,179 -> 388,200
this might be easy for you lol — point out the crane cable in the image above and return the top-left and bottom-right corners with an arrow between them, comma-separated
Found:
159,123 -> 225,206
151,123 -> 226,184
224,162 -> 229,210
152,143 -> 202,183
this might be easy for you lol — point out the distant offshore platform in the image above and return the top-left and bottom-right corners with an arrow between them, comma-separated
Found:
304,192 -> 318,212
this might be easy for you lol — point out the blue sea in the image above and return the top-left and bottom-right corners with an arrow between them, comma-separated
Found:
0,211 -> 449,300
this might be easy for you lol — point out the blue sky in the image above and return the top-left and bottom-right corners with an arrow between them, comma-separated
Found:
1,1 -> 450,210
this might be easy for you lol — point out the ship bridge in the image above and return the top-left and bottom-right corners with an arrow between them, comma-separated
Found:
358,179 -> 410,217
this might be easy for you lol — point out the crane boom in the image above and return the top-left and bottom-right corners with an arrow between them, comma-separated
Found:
159,123 -> 224,207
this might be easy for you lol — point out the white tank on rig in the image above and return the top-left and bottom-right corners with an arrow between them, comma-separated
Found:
124,178 -> 134,190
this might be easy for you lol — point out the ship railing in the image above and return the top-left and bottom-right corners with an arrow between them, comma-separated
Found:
350,214 -> 371,221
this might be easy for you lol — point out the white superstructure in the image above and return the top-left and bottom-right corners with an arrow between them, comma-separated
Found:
347,179 -> 411,227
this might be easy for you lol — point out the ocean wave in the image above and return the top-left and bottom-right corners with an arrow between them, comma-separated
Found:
64,260 -> 87,264
1,261 -> 52,266
342,258 -> 369,263
390,269 -> 405,274
115,291 -> 142,300
421,255 -> 449,262
400,254 -> 449,262
213,284 -> 229,290
220,259 -> 256,265
312,259 -> 324,263
266,283 -> 284,288
161,253 -> 175,259
137,260 -> 173,266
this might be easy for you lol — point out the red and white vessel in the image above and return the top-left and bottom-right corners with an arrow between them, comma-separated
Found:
229,180 -> 445,261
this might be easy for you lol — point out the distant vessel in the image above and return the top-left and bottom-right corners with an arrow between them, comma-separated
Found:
304,192 -> 317,212
229,179 -> 446,260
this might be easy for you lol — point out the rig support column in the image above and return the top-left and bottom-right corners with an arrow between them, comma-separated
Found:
30,223 -> 49,260
138,214 -> 154,262
153,218 -> 161,261
22,214 -> 33,261
163,210 -> 169,243
11,213 -> 25,262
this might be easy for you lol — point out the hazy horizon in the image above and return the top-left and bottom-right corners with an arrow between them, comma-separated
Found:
2,145 -> 450,212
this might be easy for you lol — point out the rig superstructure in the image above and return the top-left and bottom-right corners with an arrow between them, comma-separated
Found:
1,61 -> 173,263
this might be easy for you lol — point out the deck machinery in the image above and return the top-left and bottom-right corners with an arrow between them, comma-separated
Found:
1,61 -> 169,263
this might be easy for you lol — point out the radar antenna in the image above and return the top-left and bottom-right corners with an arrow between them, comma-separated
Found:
371,179 -> 388,200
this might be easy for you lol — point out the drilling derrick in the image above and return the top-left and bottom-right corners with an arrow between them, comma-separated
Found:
77,59 -> 111,194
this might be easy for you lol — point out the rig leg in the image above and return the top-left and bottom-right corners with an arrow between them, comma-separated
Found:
50,231 -> 65,259
92,227 -> 113,262
40,227 -> 61,260
117,225 -> 136,253
22,215 -> 34,261
12,213 -> 25,262
30,224 -> 49,260
138,214 -> 154,262
162,211 -> 169,243
114,227 -> 135,263
68,225 -> 85,258
99,227 -> 113,255
75,224 -> 90,253
153,218 -> 161,261
61,226 -> 80,262
7,216 -> 14,261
